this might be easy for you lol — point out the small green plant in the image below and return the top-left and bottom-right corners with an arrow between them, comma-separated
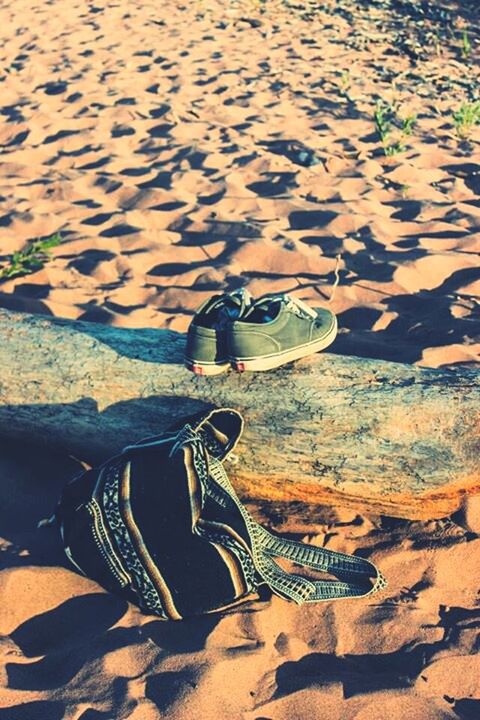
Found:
340,70 -> 350,91
461,30 -> 472,59
401,114 -> 417,136
453,101 -> 480,140
0,233 -> 62,281
337,69 -> 356,103
374,101 -> 416,157
374,100 -> 393,145
432,30 -> 443,56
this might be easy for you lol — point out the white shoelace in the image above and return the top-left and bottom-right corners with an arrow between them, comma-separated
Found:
283,294 -> 318,320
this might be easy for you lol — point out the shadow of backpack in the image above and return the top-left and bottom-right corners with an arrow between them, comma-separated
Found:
55,408 -> 386,620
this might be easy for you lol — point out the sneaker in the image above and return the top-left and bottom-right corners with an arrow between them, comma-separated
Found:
185,289 -> 252,375
228,293 -> 337,372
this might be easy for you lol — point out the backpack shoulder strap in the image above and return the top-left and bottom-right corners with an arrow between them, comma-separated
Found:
208,455 -> 387,605
251,523 -> 387,604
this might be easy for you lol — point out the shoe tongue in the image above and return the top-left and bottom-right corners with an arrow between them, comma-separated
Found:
217,288 -> 253,322
243,293 -> 284,322
230,287 -> 252,311
244,293 -> 317,323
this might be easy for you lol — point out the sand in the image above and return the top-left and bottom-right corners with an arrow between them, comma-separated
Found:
1,438 -> 479,720
1,0 -> 480,718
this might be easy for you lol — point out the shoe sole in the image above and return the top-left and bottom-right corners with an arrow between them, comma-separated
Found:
184,358 -> 230,376
230,317 -> 338,372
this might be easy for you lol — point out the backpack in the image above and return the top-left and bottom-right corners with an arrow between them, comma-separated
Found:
55,408 -> 386,620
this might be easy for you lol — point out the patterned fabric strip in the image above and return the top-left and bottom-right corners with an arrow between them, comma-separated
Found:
101,459 -> 169,618
256,524 -> 388,592
205,453 -> 387,604
120,460 -> 183,620
85,498 -> 131,588
182,428 -> 258,595
209,542 -> 248,598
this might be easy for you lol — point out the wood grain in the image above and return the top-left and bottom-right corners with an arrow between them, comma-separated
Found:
1,308 -> 478,520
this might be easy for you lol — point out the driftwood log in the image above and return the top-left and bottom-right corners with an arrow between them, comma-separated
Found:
0,308 -> 479,522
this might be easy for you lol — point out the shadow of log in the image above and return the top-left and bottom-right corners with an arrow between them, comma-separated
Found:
0,701 -> 65,720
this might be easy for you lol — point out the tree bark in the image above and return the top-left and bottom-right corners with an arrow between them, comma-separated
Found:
0,308 -> 478,521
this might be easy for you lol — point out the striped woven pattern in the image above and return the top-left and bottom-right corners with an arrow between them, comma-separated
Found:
56,409 -> 386,619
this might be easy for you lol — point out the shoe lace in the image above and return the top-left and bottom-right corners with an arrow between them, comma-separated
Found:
327,253 -> 342,305
215,288 -> 253,328
283,294 -> 318,322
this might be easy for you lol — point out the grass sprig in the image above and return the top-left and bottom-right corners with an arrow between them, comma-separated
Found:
0,233 -> 62,281
461,30 -> 472,59
453,101 -> 480,140
374,100 -> 416,157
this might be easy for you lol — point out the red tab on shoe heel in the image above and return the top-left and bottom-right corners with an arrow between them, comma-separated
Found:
235,362 -> 246,373
192,365 -> 204,375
